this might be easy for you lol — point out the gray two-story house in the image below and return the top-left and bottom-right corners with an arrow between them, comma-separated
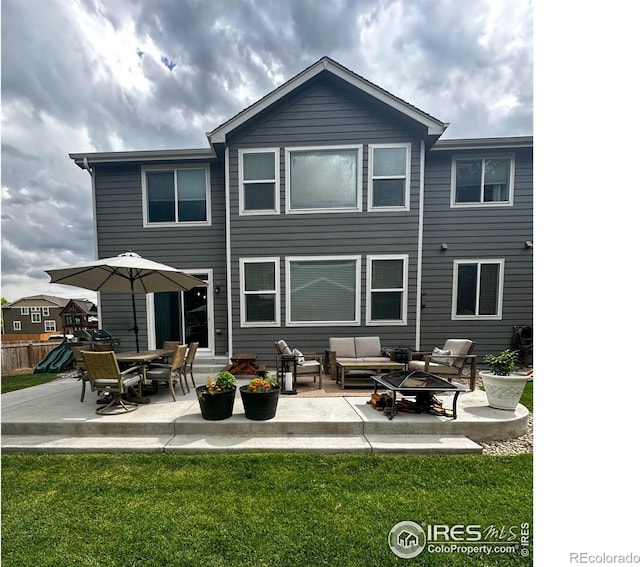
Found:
70,57 -> 532,365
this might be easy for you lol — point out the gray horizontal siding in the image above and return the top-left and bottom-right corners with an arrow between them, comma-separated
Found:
227,81 -> 424,364
420,147 -> 533,361
93,161 -> 229,354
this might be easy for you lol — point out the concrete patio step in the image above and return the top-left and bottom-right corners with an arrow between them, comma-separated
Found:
1,434 -> 482,454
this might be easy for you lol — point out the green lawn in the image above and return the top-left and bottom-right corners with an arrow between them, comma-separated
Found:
2,453 -> 533,566
0,372 -> 58,394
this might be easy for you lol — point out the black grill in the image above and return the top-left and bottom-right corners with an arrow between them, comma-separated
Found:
72,329 -> 118,346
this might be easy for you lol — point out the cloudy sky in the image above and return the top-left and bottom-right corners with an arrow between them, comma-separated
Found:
1,0 -> 533,303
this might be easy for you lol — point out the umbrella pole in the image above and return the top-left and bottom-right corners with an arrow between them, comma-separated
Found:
130,280 -> 140,353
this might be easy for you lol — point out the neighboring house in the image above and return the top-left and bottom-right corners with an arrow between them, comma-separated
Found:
59,299 -> 98,336
2,295 -> 68,339
69,57 -> 532,363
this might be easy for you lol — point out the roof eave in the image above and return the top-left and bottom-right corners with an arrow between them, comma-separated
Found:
431,135 -> 533,151
69,148 -> 219,169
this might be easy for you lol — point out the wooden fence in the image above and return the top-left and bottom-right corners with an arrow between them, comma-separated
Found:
1,341 -> 60,373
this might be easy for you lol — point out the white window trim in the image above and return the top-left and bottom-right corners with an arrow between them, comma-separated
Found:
44,320 -> 57,332
30,307 -> 40,312
13,321 -> 21,331
452,259 -> 505,320
286,255 -> 361,326
367,143 -> 411,211
240,257 -> 281,328
238,148 -> 280,216
42,307 -> 50,316
450,154 -> 515,208
142,163 -> 212,227
20,307 -> 29,316
31,312 -> 42,323
284,144 -> 363,214
366,254 -> 409,325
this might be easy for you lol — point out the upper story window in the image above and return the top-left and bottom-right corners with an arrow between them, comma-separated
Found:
20,307 -> 29,316
368,144 -> 410,210
286,145 -> 362,213
143,165 -> 210,226
452,156 -> 514,207
240,258 -> 280,327
31,312 -> 42,324
452,259 -> 504,320
42,307 -> 50,316
366,255 -> 408,325
239,149 -> 279,215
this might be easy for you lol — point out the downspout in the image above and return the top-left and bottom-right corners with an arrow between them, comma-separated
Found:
415,140 -> 425,350
224,146 -> 233,360
82,157 -> 103,327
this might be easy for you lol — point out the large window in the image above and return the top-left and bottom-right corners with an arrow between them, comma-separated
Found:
239,149 -> 279,214
368,144 -> 410,210
452,260 -> 504,319
143,165 -> 210,225
286,146 -> 362,213
452,156 -> 514,206
240,258 -> 280,327
286,256 -> 360,326
367,255 -> 408,324
44,320 -> 57,332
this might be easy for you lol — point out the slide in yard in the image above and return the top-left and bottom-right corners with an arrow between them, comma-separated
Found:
33,343 -> 74,374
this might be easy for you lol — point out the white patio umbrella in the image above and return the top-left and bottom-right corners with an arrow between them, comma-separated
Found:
45,251 -> 204,352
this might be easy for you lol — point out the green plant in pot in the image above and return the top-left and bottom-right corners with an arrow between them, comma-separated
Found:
480,349 -> 528,410
196,370 -> 237,420
239,372 -> 280,420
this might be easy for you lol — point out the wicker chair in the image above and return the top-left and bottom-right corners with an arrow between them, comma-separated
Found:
183,342 -> 199,388
71,346 -> 90,402
275,340 -> 322,389
145,344 -> 188,401
82,351 -> 144,415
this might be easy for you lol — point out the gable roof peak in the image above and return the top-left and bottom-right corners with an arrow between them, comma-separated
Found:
206,56 -> 446,149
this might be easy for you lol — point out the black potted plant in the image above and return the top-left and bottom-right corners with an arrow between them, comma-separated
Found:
239,373 -> 280,420
196,370 -> 237,420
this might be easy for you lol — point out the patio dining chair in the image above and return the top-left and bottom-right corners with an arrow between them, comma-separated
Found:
82,351 -> 144,415
71,346 -> 90,402
145,344 -> 188,401
183,342 -> 199,388
407,339 -> 477,390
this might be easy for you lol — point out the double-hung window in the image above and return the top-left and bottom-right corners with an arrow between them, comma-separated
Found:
240,258 -> 280,327
452,259 -> 504,319
367,255 -> 408,324
286,145 -> 362,213
452,156 -> 514,206
286,256 -> 360,326
13,321 -> 21,331
143,165 -> 210,226
31,312 -> 41,324
44,320 -> 57,332
368,144 -> 410,210
20,307 -> 29,316
239,149 -> 279,214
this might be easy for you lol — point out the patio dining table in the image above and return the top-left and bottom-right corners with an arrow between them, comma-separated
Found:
115,349 -> 175,399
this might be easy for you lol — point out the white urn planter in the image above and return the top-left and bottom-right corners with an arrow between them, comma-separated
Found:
480,372 -> 529,410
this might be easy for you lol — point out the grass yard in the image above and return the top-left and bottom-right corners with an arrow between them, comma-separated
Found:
2,453 -> 532,567
0,372 -> 58,394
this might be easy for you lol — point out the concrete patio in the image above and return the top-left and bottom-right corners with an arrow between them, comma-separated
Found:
1,371 -> 529,455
